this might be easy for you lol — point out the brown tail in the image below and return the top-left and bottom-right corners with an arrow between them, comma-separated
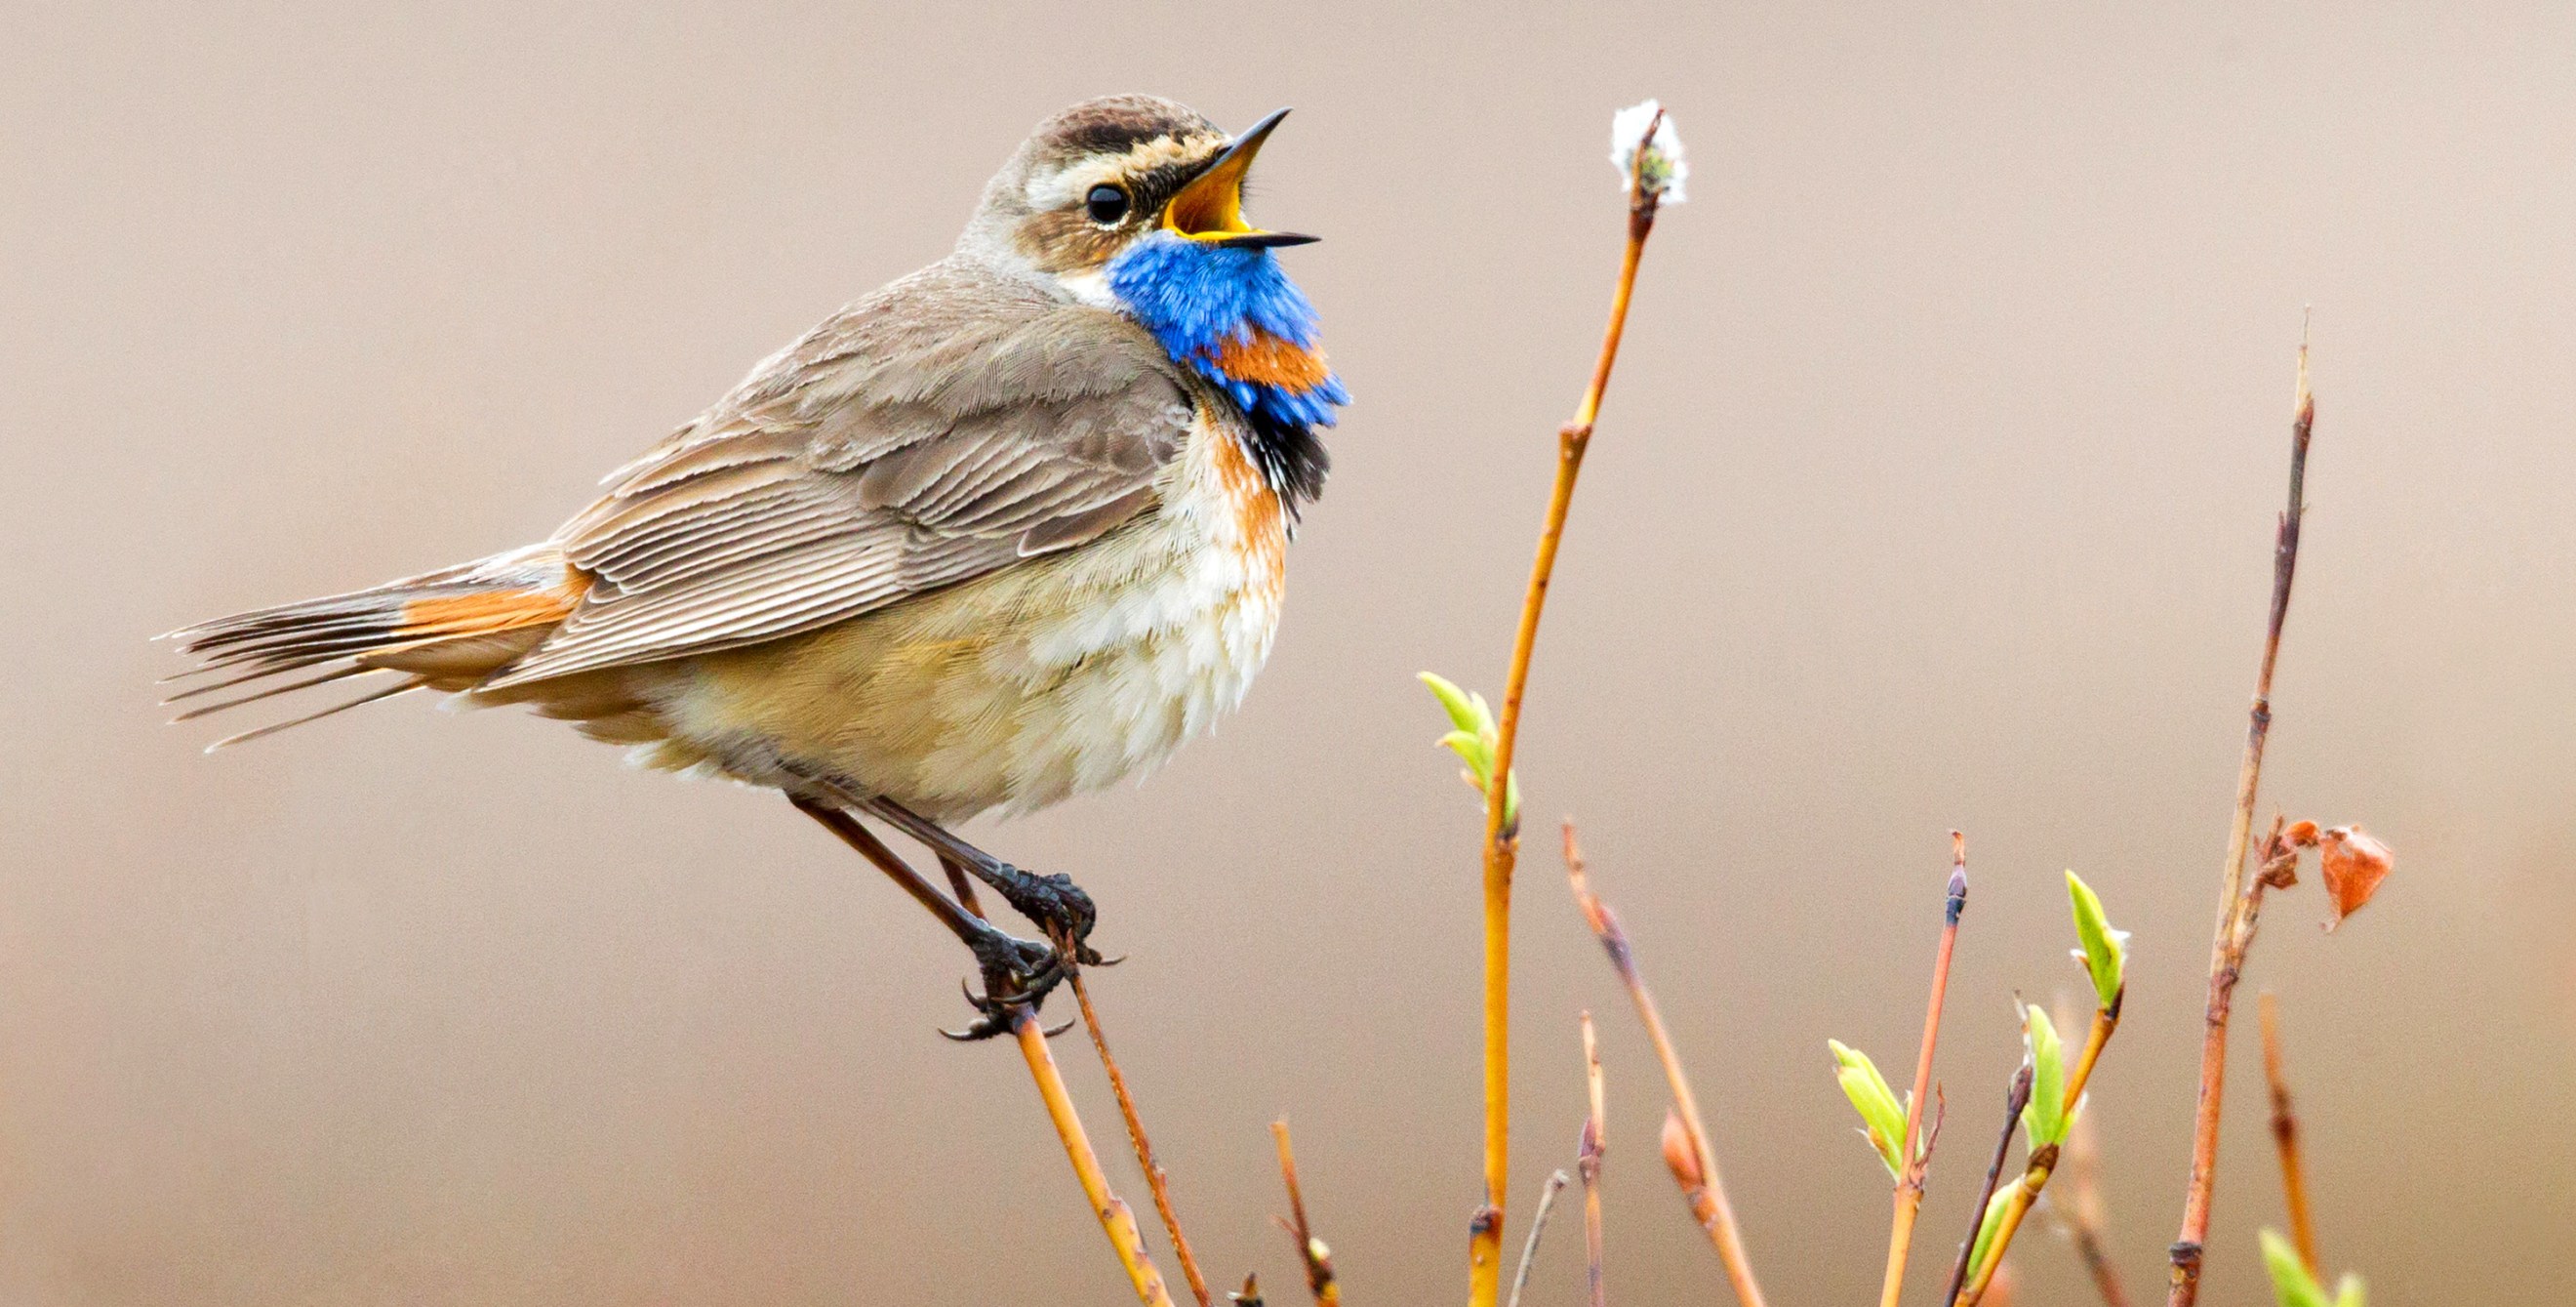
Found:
162,546 -> 586,749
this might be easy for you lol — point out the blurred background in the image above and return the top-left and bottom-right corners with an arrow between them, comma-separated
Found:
7,2 -> 2572,1303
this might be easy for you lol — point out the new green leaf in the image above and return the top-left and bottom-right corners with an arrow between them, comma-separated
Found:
1418,672 -> 1518,825
2260,1230 -> 2365,1307
1827,1040 -> 1908,1178
1965,1183 -> 2018,1285
2067,870 -> 2128,1009
2019,1003 -> 2070,1148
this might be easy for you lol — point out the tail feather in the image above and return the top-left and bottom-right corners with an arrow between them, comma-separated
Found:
166,662 -> 378,718
204,678 -> 427,752
165,546 -> 587,744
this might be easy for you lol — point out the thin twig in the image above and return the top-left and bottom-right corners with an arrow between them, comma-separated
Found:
2259,993 -> 2319,1276
1945,1064 -> 2033,1307
1505,1171 -> 1572,1307
1564,823 -> 1767,1306
1880,834 -> 1969,1307
1272,1121 -> 1342,1307
2168,329 -> 2315,1307
1068,966 -> 1213,1307
1467,111 -> 1670,1307
2047,1000 -> 2134,1307
1953,984 -> 2127,1306
1960,1147 -> 2055,1306
1016,1008 -> 1179,1306
1580,1013 -> 1608,1307
812,823 -> 1173,1303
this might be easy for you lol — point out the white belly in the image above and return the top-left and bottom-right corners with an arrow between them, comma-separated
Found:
641,415 -> 1288,822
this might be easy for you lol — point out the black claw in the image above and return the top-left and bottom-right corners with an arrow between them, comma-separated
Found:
975,862 -> 1104,964
941,919 -> 1075,1042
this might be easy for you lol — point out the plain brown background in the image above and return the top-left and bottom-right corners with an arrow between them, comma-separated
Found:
8,2 -> 2573,1303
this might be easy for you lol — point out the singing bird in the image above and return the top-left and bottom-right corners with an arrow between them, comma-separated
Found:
166,96 -> 1348,1036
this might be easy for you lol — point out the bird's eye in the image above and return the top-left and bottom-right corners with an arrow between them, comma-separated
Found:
1085,184 -> 1130,225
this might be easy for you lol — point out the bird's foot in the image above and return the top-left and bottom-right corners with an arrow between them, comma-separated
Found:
942,923 -> 1070,1042
977,863 -> 1105,967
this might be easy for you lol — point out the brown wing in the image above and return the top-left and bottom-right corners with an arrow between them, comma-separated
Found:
480,259 -> 1192,689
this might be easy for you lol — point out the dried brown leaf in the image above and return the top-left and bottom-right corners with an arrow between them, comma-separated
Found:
2318,825 -> 2394,930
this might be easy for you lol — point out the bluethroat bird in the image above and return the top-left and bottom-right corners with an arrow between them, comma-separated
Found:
164,95 -> 1348,1038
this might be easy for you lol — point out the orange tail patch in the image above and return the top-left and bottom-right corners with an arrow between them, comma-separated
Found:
164,549 -> 588,746
397,585 -> 583,639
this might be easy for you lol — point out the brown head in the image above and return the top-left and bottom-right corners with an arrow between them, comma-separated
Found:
958,95 -> 1315,287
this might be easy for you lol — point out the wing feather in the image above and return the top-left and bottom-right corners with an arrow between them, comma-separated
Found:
482,260 -> 1193,688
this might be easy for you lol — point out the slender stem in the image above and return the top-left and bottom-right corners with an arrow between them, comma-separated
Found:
1579,1013 -> 1608,1307
1563,823 -> 1767,1306
2068,1003 -> 2122,1108
2049,999 -> 2135,1307
1959,1151 -> 2053,1307
1271,1121 -> 1342,1307
2168,330 -> 2314,1307
1016,1009 -> 1178,1307
1067,967 -> 1213,1307
1880,834 -> 1969,1307
1505,1171 -> 1572,1307
1952,995 -> 2125,1305
820,824 -> 1174,1306
1945,1065 -> 2033,1307
1468,117 -> 1668,1307
2259,993 -> 2319,1276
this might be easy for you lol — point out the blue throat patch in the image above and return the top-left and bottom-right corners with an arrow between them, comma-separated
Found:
1106,233 -> 1348,508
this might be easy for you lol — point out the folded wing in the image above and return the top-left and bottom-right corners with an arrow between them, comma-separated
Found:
482,261 -> 1192,688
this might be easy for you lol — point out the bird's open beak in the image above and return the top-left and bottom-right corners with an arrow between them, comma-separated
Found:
1163,107 -> 1319,249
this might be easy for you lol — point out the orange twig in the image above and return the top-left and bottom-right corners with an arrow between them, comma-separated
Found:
1879,835 -> 1968,1307
1015,1010 -> 1177,1305
2168,330 -> 2314,1307
1272,1121 -> 1341,1307
1467,111 -> 1669,1307
1944,1064 -> 2033,1307
1953,985 -> 2126,1305
844,839 -> 1173,1307
2259,993 -> 2319,1276
1068,966 -> 1213,1306
2047,999 -> 2134,1307
1579,1013 -> 1608,1307
1564,823 -> 1767,1306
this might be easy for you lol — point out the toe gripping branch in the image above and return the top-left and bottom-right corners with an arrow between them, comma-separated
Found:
788,789 -> 1101,1041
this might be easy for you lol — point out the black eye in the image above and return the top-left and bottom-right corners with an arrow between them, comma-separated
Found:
1085,184 -> 1130,225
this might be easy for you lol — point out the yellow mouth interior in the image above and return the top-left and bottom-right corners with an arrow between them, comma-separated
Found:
1163,154 -> 1257,240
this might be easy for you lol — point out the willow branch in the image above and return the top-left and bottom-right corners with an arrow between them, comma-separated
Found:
1952,987 -> 2126,1306
813,827 -> 1172,1304
1505,1171 -> 1571,1307
1067,966 -> 1213,1306
1013,1007 -> 1178,1306
2046,999 -> 2134,1307
1563,823 -> 1767,1306
1466,110 -> 1669,1307
1880,834 -> 1969,1307
2168,331 -> 2314,1307
1944,1065 -> 2033,1307
2259,993 -> 2319,1276
1272,1121 -> 1341,1307
1580,1013 -> 1608,1307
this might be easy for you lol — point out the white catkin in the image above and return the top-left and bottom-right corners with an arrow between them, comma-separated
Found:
1609,100 -> 1689,203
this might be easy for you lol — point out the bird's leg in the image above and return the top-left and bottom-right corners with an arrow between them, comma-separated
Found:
934,852 -> 988,919
861,797 -> 1104,966
790,796 -> 1066,1040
